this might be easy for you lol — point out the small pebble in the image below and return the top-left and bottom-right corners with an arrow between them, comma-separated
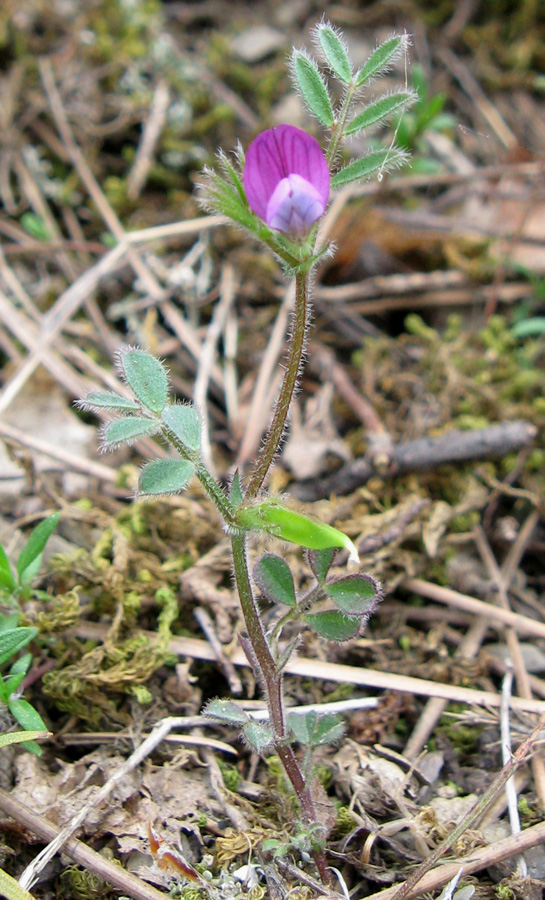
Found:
231,26 -> 286,63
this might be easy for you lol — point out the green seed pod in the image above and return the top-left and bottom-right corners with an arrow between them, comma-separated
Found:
237,499 -> 359,563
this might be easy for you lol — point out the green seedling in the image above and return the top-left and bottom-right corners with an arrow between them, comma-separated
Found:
0,513 -> 58,753
0,512 -> 60,605
393,64 -> 456,172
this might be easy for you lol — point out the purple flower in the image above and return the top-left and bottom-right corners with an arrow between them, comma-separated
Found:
243,124 -> 330,240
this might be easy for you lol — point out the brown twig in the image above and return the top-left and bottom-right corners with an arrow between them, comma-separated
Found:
363,818 -> 545,900
403,509 -> 542,760
17,718 -> 192,890
358,498 -> 430,558
0,419 -> 117,483
309,344 -> 394,470
294,421 -> 537,500
235,283 -> 293,470
474,522 -> 545,808
126,80 -> 170,200
194,263 -> 237,474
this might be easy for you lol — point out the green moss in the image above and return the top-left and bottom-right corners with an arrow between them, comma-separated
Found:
449,511 -> 481,532
315,765 -> 332,789
130,684 -> 152,703
331,806 -> 356,837
394,717 -> 408,735
438,711 -> 482,756
524,448 -> 545,471
61,865 -> 111,899
74,498 -> 94,511
454,415 -> 491,430
496,884 -> 514,900
218,761 -> 240,792
324,683 -> 354,703
399,634 -> 412,652
405,314 -> 440,343
181,889 -> 208,900
443,314 -> 463,342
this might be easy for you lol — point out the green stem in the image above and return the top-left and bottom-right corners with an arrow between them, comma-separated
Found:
195,463 -> 236,527
162,427 -> 236,527
246,271 -> 309,500
326,83 -> 356,167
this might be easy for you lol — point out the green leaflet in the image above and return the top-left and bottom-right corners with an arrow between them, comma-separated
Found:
139,459 -> 195,495
292,52 -> 334,127
120,350 -> 169,413
345,91 -> 417,136
317,24 -> 352,84
331,148 -> 407,188
355,35 -> 408,87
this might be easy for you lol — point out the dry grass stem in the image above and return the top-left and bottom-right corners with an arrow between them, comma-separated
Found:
74,623 -> 545,715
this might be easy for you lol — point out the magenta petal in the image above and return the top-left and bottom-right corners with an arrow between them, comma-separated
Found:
243,124 -> 330,232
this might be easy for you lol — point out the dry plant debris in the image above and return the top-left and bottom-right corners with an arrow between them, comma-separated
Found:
0,2 -> 544,900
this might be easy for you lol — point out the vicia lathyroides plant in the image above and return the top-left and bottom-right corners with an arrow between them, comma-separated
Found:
79,23 -> 414,882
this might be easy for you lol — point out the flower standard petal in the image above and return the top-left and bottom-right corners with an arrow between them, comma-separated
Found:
244,124 -> 330,236
275,125 -> 330,207
243,130 -> 285,220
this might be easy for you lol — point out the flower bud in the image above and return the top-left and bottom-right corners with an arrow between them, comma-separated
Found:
237,499 -> 359,563
243,125 -> 330,240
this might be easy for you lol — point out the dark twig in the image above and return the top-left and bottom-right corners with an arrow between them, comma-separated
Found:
294,421 -> 537,500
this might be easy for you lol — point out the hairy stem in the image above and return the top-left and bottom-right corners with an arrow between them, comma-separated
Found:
230,530 -> 331,884
245,271 -> 309,500
162,427 -> 237,527
230,532 -> 285,735
326,83 -> 355,166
